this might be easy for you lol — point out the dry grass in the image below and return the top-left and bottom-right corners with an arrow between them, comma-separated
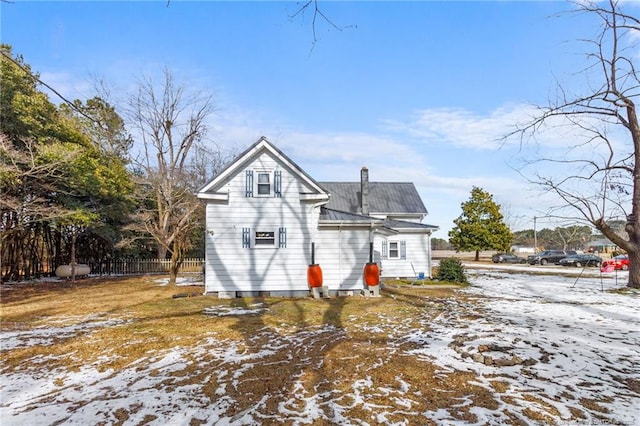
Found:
0,276 -> 611,424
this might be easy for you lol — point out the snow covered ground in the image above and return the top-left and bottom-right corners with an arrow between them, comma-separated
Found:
428,268 -> 640,424
1,270 -> 638,425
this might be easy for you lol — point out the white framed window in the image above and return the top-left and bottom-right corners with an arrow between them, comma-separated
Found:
246,170 -> 282,197
389,241 -> 400,259
242,227 -> 287,248
257,172 -> 271,195
382,240 -> 406,260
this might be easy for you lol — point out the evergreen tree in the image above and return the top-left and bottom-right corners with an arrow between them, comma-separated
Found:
448,187 -> 512,261
0,46 -> 134,280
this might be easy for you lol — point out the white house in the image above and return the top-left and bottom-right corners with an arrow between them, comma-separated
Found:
196,137 -> 438,297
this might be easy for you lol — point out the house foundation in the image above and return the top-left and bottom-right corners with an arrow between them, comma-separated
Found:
361,285 -> 380,297
310,286 -> 331,299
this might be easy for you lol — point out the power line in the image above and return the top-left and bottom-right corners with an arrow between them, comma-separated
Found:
0,48 -> 100,125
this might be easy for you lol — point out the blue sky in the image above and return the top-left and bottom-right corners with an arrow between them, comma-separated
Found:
2,1 -> 612,237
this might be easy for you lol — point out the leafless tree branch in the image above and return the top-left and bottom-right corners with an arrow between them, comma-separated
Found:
509,0 -> 640,287
289,0 -> 354,47
125,69 -> 218,284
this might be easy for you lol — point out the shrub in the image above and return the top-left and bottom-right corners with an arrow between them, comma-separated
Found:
435,257 -> 467,284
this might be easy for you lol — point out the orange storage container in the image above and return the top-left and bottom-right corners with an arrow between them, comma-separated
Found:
307,264 -> 323,288
363,262 -> 379,286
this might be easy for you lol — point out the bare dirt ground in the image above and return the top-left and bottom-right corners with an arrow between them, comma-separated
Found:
1,274 -> 638,425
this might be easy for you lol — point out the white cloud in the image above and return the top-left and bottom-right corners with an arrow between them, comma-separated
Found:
380,104 -> 538,150
207,102 -> 576,234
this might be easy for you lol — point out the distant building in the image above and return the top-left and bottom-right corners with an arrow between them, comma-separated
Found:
511,246 -> 535,254
586,238 -> 618,254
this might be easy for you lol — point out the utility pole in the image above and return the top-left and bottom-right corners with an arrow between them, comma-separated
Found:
534,216 -> 537,253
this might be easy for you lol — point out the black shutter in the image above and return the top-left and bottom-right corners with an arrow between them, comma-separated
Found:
279,227 -> 287,248
381,241 -> 388,260
274,171 -> 282,198
242,227 -> 251,248
245,170 -> 254,197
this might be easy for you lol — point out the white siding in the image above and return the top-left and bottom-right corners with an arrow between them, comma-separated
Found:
377,233 -> 431,279
204,153 -> 322,293
314,226 -> 372,290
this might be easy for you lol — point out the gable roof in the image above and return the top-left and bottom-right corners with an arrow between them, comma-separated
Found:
319,182 -> 428,216
197,136 -> 328,200
197,138 -> 438,231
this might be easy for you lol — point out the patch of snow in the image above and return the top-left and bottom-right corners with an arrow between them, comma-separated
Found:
419,269 -> 640,425
153,275 -> 204,286
203,305 -> 268,317
1,271 -> 638,425
1,315 -> 128,352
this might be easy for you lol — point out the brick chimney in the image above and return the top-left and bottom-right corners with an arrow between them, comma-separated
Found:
361,166 -> 369,215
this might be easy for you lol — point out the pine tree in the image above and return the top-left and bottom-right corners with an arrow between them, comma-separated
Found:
448,187 -> 512,261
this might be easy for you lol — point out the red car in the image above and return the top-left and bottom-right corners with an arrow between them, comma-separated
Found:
601,254 -> 629,271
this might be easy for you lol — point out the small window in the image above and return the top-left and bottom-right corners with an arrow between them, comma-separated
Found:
242,228 -> 285,249
255,231 -> 275,246
389,241 -> 400,259
383,240 -> 406,260
257,173 -> 270,195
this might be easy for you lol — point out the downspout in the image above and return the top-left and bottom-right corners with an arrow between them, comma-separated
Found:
363,222 -> 380,287
426,231 -> 433,278
369,222 -> 386,281
339,223 -> 343,285
369,222 -> 375,282
369,222 -> 374,245
309,198 -> 330,246
309,197 -> 330,283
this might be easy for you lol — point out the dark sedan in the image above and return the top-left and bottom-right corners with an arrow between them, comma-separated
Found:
557,254 -> 602,267
492,253 -> 527,264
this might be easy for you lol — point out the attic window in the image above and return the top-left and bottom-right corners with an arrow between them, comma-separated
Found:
246,170 -> 281,197
257,173 -> 270,195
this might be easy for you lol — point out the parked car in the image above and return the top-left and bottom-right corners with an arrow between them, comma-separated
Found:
492,253 -> 527,264
601,254 -> 629,271
556,254 -> 602,267
528,250 -> 577,265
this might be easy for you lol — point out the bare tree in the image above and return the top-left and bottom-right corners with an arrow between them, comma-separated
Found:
555,225 -> 592,251
513,0 -> 640,288
289,0 -> 348,45
127,69 -> 214,285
